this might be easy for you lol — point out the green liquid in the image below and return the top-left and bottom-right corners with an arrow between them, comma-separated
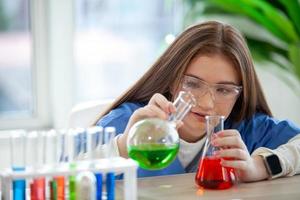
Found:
128,143 -> 179,170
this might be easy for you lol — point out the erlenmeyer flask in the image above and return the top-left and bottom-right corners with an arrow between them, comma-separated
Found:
195,115 -> 235,189
127,91 -> 196,170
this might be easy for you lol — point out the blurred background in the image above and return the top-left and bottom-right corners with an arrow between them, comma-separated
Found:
0,0 -> 299,130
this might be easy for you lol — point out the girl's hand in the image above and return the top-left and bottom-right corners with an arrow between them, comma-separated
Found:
118,93 -> 178,157
126,93 -> 175,130
212,130 -> 269,182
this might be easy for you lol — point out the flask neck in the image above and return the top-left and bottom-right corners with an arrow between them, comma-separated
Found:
168,91 -> 196,122
203,115 -> 225,157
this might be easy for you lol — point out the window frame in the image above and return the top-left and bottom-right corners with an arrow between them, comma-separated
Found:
0,0 -> 49,130
0,0 -> 75,130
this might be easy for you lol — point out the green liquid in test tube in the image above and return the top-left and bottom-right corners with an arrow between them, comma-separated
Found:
67,128 -> 84,200
69,163 -> 77,200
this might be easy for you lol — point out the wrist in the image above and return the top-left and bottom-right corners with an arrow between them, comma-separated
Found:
252,155 -> 269,181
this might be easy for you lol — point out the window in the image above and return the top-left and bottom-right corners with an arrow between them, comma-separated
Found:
0,0 -> 32,118
74,0 -> 183,103
0,0 -> 49,129
0,0 -> 184,129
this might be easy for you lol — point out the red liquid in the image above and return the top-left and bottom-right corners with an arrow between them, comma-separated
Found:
195,157 -> 235,190
30,178 -> 46,200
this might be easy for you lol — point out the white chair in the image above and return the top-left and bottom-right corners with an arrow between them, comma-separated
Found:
68,99 -> 113,128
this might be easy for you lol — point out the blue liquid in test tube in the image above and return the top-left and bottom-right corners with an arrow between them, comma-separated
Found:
104,127 -> 116,200
10,130 -> 26,200
87,126 -> 104,200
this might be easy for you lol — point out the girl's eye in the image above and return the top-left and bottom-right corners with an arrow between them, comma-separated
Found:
216,87 -> 231,95
186,81 -> 199,89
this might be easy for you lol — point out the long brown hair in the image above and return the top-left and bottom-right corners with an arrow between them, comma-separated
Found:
94,21 -> 272,124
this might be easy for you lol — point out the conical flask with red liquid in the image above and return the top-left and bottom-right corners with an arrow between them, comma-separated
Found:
195,115 -> 235,189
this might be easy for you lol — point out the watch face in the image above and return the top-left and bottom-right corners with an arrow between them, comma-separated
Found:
266,154 -> 282,175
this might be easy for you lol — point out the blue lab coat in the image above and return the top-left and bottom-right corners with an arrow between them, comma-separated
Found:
96,102 -> 300,178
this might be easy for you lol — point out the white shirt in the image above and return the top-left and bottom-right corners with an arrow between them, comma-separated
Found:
252,134 -> 300,177
178,137 -> 206,168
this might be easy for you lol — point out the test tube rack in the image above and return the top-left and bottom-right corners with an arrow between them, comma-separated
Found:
0,157 -> 138,200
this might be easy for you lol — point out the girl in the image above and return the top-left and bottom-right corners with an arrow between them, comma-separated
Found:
95,21 -> 300,182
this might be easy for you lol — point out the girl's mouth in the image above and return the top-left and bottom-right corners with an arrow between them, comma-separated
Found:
191,112 -> 207,122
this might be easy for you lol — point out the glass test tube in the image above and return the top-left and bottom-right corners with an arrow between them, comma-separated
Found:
105,127 -> 116,200
57,129 -> 68,163
54,129 -> 67,200
73,128 -> 86,160
10,130 -> 26,200
87,126 -> 104,200
86,126 -> 103,159
68,128 -> 82,200
44,129 -> 58,166
10,130 -> 26,170
25,131 -> 38,169
26,131 -> 46,200
103,127 -> 116,158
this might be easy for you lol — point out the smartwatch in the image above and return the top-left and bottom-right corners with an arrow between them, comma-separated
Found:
260,153 -> 283,179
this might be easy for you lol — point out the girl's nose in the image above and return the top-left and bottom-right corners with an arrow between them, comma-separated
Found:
197,90 -> 215,110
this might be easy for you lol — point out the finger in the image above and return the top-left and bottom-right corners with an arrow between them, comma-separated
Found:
149,93 -> 174,114
146,105 -> 169,120
211,130 -> 240,144
215,148 -> 249,161
215,129 -> 241,138
134,105 -> 167,120
212,136 -> 246,149
220,159 -> 248,170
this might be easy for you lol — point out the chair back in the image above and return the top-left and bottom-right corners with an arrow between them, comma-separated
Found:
68,99 -> 113,128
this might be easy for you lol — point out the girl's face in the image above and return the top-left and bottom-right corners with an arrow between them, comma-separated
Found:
178,54 -> 241,142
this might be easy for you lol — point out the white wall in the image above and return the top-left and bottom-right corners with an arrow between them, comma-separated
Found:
256,63 -> 300,125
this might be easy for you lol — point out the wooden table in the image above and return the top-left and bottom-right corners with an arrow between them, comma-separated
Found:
117,173 -> 300,200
